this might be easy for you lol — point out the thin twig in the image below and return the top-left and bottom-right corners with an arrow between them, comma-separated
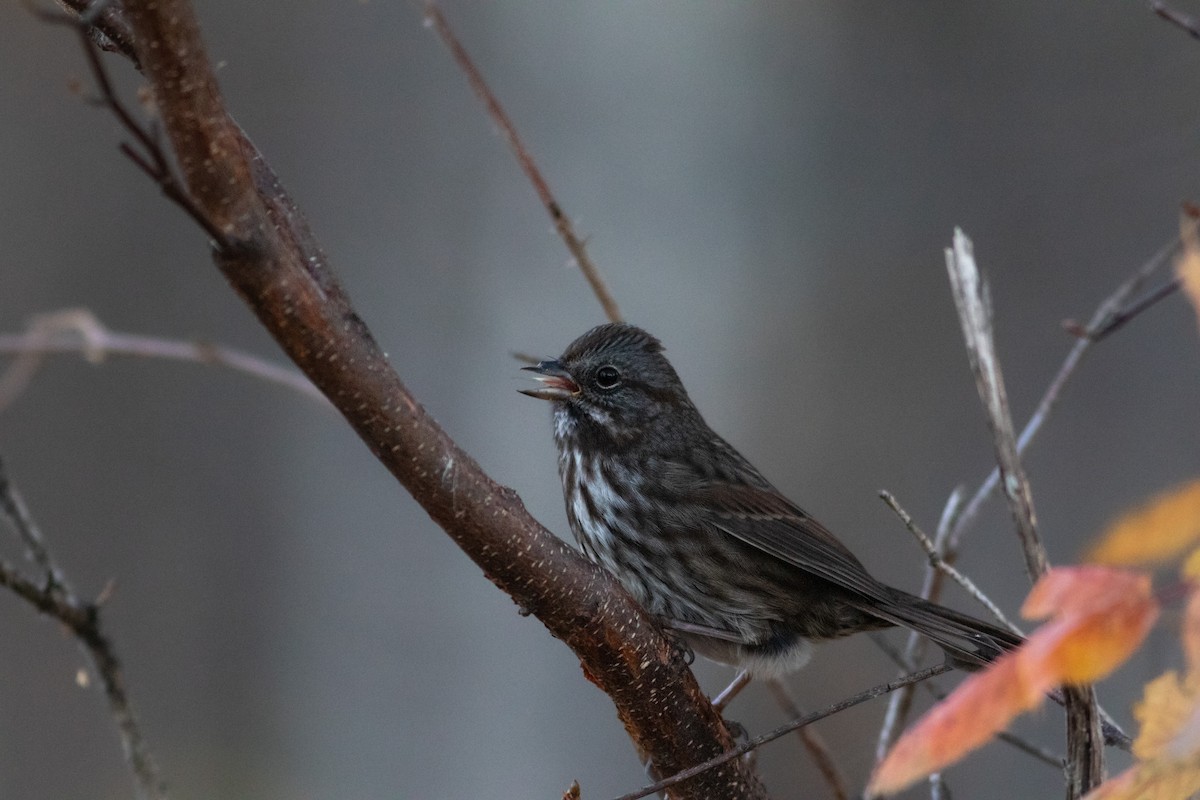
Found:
945,229 -> 1101,797
0,458 -> 66,590
877,237 -> 1175,757
1063,277 -> 1181,342
0,309 -> 329,410
765,679 -> 851,800
875,489 -> 964,762
0,457 -> 167,800
612,664 -> 953,800
1152,0 -> 1200,38
878,491 -> 1020,634
711,669 -> 751,713
35,6 -> 231,249
929,773 -> 949,800
422,2 -> 622,324
946,235 -> 1178,553
867,633 -> 1066,770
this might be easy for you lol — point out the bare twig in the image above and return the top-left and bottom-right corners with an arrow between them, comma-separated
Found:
875,490 -> 964,762
868,633 -> 1066,770
422,2 -> 623,324
765,679 -> 851,800
877,237 -> 1174,758
0,309 -> 328,411
1062,277 -> 1181,342
945,229 -> 1101,797
878,491 -> 1020,634
946,235 -> 1178,553
929,773 -> 948,800
614,664 -> 953,800
875,650 -> 922,763
36,8 -> 230,249
0,456 -> 66,589
0,458 -> 167,800
711,670 -> 752,713
1152,0 -> 1200,38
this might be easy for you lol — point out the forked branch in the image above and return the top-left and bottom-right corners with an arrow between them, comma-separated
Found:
0,458 -> 167,800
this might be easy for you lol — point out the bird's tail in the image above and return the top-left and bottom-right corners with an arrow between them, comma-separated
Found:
865,589 -> 1022,670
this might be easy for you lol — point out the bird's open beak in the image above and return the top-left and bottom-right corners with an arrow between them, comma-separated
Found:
519,359 -> 579,401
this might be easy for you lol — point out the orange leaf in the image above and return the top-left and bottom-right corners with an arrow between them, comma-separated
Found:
1020,568 -> 1158,685
867,652 -> 1039,797
1088,480 -> 1200,568
869,567 -> 1158,797
1022,565 -> 1150,619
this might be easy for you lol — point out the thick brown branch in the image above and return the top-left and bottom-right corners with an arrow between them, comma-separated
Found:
94,2 -> 764,796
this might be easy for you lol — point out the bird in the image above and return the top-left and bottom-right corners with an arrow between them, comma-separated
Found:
520,322 -> 1020,678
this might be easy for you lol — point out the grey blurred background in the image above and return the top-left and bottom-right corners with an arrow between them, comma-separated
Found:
2,2 -> 1200,798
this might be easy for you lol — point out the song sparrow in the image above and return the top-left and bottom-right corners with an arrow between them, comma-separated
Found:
521,322 -> 1020,677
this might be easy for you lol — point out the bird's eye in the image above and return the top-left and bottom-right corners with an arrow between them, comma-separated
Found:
595,365 -> 621,391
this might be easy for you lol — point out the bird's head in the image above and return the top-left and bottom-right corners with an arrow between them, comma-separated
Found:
520,323 -> 691,441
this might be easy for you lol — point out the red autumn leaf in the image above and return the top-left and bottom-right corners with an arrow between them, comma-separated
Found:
869,567 -> 1157,797
1021,567 -> 1159,685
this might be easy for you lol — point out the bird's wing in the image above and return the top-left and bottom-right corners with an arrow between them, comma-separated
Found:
684,472 -> 894,603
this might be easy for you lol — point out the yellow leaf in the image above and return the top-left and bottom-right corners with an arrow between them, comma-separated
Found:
1088,481 -> 1200,568
1183,548 -> 1200,581
1079,585 -> 1200,800
1133,672 -> 1197,761
1083,763 -> 1200,800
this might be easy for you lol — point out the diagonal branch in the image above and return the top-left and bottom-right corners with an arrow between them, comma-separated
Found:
945,229 -> 1102,798
1151,0 -> 1200,38
947,235 -> 1179,554
878,491 -> 1020,635
878,235 -> 1176,758
423,2 -> 623,324
50,3 -> 764,797
945,229 -> 1048,582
